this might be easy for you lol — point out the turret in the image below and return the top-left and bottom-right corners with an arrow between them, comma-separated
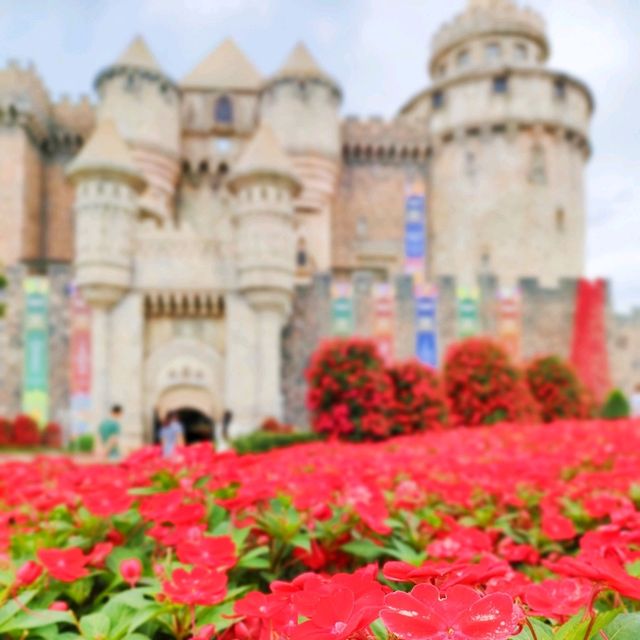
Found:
66,119 -> 145,308
401,0 -> 593,287
227,124 -> 301,419
94,37 -> 180,223
260,44 -> 342,272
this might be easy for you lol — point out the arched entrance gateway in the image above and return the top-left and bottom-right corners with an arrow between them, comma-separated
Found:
155,385 -> 215,444
144,338 -> 224,445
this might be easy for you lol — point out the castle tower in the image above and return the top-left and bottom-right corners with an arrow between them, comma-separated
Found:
66,119 -> 145,425
227,124 -> 301,420
422,0 -> 593,286
261,44 -> 342,273
94,36 -> 180,224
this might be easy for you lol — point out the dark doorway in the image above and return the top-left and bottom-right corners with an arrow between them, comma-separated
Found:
154,407 -> 214,445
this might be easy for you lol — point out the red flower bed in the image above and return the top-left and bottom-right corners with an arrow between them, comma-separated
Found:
306,337 -> 394,440
526,355 -> 593,422
444,337 -> 540,426
0,420 -> 639,637
387,360 -> 449,434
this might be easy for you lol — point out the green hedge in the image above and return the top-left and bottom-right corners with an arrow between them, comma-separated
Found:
68,433 -> 95,453
232,431 -> 322,454
601,389 -> 631,420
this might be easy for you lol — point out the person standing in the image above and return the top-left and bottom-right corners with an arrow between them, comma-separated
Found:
160,411 -> 185,458
98,405 -> 122,461
216,409 -> 233,452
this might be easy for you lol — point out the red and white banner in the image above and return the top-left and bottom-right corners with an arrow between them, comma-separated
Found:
373,283 -> 394,364
497,287 -> 521,362
69,286 -> 92,435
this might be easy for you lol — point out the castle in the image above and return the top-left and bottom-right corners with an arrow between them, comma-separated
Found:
0,0 -> 638,447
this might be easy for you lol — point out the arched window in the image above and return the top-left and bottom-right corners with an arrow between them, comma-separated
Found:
530,145 -> 546,184
214,96 -> 233,124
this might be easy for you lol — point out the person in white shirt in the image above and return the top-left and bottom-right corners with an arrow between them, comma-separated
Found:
631,384 -> 640,418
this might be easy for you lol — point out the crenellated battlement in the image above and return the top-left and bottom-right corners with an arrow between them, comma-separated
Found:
432,0 -> 548,65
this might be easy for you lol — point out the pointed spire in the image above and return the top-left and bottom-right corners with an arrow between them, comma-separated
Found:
67,119 -> 144,189
182,38 -> 262,90
272,42 -> 338,87
230,124 -> 300,192
115,36 -> 163,73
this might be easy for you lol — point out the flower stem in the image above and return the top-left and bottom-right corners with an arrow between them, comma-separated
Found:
524,618 -> 538,640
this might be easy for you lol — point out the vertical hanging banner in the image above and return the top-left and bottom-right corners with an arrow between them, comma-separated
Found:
331,281 -> 354,336
497,287 -> 522,361
415,283 -> 438,367
22,277 -> 50,424
69,285 -> 92,436
373,283 -> 394,363
457,287 -> 480,338
404,178 -> 427,280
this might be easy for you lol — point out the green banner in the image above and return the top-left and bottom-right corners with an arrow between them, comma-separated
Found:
331,281 -> 354,336
457,287 -> 480,338
22,277 -> 50,425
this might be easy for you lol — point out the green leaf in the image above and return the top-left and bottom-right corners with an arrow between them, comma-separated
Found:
370,618 -> 390,639
79,612 -> 111,639
554,611 -> 590,640
291,532 -> 312,552
0,609 -> 73,632
602,612 -> 640,640
341,539 -> 385,561
0,590 -> 38,628
510,618 -> 554,639
237,546 -> 270,569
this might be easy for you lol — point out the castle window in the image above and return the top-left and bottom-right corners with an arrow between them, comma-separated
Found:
465,151 -> 477,177
457,49 -> 470,68
296,237 -> 309,269
432,90 -> 444,110
356,216 -> 368,238
515,44 -> 528,61
493,76 -> 509,94
554,79 -> 567,100
214,95 -> 233,124
556,208 -> 565,232
485,43 -> 501,63
530,145 -> 546,184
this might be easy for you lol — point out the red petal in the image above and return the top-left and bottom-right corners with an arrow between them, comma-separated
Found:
456,592 -> 521,639
381,590 -> 447,639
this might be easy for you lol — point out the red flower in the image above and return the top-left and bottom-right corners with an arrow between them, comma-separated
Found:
38,548 -> 89,582
15,560 -> 42,587
524,578 -> 594,621
163,566 -> 227,606
191,624 -> 216,640
120,558 -> 142,588
381,584 -> 523,640
87,542 -> 113,568
176,535 -> 236,570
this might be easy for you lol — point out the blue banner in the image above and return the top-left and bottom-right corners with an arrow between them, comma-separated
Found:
415,292 -> 438,368
404,180 -> 426,277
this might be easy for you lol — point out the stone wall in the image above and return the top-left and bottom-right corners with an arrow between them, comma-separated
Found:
282,272 -> 640,428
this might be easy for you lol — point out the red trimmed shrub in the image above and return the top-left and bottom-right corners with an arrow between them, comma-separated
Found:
444,337 -> 539,427
260,417 -> 294,434
12,414 -> 41,447
387,360 -> 449,434
0,418 -> 13,447
42,421 -> 63,448
526,356 -> 593,422
306,338 -> 394,440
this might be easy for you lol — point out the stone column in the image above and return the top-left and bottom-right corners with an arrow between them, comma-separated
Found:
256,305 -> 285,420
91,306 -> 110,428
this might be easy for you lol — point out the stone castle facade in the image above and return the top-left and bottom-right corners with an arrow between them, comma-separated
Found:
0,0 -> 638,446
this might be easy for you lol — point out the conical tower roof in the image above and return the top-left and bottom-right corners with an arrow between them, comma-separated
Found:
271,42 -> 338,88
67,119 -> 144,188
230,124 -> 300,191
182,39 -> 262,90
115,36 -> 163,73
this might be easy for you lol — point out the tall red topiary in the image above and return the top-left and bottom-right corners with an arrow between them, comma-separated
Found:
306,338 -> 394,440
0,418 -> 13,447
387,360 -> 449,434
444,337 -> 539,427
525,356 -> 593,422
12,414 -> 41,448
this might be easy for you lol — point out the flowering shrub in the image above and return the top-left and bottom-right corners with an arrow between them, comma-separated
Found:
11,413 -> 40,447
525,355 -> 592,422
41,421 -> 63,448
444,337 -> 539,426
0,421 -> 640,637
306,338 -> 394,440
0,418 -> 12,446
387,360 -> 449,434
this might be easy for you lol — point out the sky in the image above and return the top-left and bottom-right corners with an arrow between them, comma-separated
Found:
0,0 -> 638,311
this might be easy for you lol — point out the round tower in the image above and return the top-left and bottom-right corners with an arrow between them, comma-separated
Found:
408,0 -> 593,287
67,119 -> 145,425
227,124 -> 301,420
94,36 -> 180,224
260,43 -> 342,272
